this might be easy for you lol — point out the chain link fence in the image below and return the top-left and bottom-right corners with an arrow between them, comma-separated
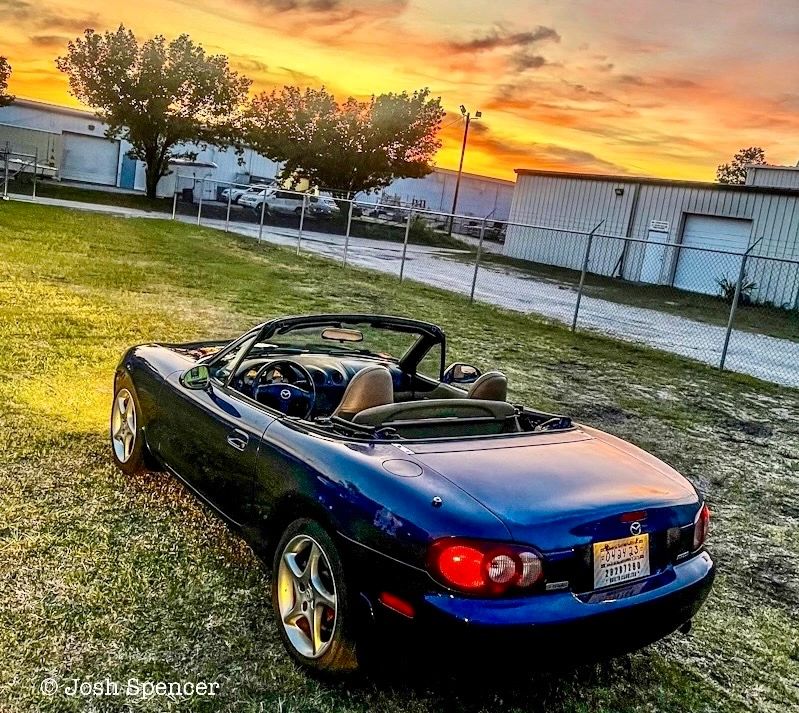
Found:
176,175 -> 799,388
1,142 -> 56,199
5,169 -> 797,388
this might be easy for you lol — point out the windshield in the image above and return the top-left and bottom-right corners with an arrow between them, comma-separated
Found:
260,322 -> 423,360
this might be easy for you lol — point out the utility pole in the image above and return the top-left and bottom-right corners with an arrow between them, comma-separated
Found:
448,105 -> 482,236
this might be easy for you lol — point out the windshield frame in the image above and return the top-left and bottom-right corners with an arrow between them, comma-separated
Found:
255,314 -> 446,376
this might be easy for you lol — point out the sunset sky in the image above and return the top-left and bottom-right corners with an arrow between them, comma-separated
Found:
2,0 -> 798,181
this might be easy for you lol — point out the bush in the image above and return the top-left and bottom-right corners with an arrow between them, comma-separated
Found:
716,273 -> 757,305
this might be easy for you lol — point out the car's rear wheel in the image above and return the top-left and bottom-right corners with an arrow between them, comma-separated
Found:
110,377 -> 148,475
272,519 -> 358,673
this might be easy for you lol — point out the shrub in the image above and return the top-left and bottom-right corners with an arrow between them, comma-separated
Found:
716,273 -> 757,305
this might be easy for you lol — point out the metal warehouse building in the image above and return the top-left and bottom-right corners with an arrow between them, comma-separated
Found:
504,168 -> 799,309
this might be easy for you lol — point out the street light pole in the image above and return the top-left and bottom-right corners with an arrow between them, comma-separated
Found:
448,105 -> 481,236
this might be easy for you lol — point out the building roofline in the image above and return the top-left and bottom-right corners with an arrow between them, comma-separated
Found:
746,163 -> 799,172
435,166 -> 514,186
513,168 -> 799,196
8,97 -> 101,121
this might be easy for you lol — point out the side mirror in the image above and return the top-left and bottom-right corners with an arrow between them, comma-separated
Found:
182,364 -> 210,390
442,362 -> 482,385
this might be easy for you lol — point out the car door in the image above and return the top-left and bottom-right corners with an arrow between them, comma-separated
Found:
157,338 -> 274,525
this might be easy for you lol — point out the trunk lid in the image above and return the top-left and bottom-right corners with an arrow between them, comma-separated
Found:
409,427 -> 698,553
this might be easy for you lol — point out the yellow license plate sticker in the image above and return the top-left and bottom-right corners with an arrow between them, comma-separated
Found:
593,533 -> 650,589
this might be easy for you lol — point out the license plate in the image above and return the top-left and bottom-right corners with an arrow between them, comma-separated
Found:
593,533 -> 650,589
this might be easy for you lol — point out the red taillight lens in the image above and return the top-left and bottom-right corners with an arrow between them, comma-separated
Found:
437,544 -> 485,589
428,539 -> 544,595
693,503 -> 710,550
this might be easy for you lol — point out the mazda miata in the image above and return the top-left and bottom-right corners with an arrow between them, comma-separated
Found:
111,314 -> 714,673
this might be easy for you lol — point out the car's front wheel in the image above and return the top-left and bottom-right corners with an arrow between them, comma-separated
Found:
272,519 -> 359,673
110,378 -> 148,475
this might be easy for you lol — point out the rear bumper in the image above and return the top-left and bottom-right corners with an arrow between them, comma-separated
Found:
362,549 -> 714,661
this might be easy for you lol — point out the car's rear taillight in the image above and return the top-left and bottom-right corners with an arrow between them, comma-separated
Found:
427,539 -> 543,595
693,503 -> 710,551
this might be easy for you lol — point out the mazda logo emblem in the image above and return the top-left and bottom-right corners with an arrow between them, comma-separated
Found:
629,521 -> 642,535
280,389 -> 291,400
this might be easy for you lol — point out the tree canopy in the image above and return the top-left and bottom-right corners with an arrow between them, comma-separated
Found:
716,146 -> 767,185
0,57 -> 13,107
246,86 -> 444,196
56,27 -> 251,197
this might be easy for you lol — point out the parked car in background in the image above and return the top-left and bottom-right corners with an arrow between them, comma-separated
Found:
241,189 -> 339,219
221,182 -> 274,205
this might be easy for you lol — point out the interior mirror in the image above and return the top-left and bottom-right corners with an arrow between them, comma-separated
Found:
182,364 -> 210,390
442,362 -> 481,385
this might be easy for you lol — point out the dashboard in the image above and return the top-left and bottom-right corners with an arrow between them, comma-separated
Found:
231,353 -> 412,417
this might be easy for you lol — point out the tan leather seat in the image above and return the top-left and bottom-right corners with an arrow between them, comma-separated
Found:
332,365 -> 394,420
467,371 -> 507,401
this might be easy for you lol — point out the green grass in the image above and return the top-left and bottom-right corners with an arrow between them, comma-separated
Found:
0,200 -> 797,712
8,176 -> 173,212
467,252 -> 799,343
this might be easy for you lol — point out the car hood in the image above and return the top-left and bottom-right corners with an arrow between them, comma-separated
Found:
408,425 -> 699,551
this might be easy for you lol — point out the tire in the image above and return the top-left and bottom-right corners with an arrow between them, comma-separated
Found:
110,375 -> 148,475
272,519 -> 359,674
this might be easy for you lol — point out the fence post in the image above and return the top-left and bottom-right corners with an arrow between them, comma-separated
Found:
2,150 -> 8,198
719,238 -> 763,371
343,200 -> 354,267
196,180 -> 204,226
571,220 -> 605,332
296,194 -> 307,255
399,210 -> 413,282
225,185 -> 232,233
469,218 -> 487,303
32,147 -> 38,199
171,185 -> 178,220
258,193 -> 267,241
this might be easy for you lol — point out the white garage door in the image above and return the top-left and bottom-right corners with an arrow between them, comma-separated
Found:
673,215 -> 752,295
60,132 -> 120,186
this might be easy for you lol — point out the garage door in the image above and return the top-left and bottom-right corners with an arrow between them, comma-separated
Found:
673,215 -> 752,295
60,132 -> 120,185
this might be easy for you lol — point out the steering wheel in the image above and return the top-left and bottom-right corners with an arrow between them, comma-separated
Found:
250,359 -> 317,419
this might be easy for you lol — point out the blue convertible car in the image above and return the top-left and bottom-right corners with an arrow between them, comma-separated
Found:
111,314 -> 713,673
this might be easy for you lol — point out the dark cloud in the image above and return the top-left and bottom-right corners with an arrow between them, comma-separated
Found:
617,74 -> 699,90
230,55 -> 270,74
450,26 -> 560,53
279,66 -> 324,86
510,53 -> 548,72
28,35 -> 69,48
1,0 -> 97,34
240,0 -> 406,15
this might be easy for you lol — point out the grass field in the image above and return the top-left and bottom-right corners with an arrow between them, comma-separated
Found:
0,200 -> 797,712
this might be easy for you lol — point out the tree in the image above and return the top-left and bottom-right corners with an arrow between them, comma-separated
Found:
0,57 -> 13,107
716,146 -> 767,185
246,86 -> 444,198
56,27 -> 251,198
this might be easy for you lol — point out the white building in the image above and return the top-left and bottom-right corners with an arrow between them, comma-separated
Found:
0,98 -> 280,197
357,168 -> 515,221
504,168 -> 799,309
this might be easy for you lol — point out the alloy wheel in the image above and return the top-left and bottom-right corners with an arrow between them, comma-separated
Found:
111,388 -> 137,463
276,534 -> 338,658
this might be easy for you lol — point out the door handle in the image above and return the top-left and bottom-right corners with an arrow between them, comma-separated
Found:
227,431 -> 249,451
